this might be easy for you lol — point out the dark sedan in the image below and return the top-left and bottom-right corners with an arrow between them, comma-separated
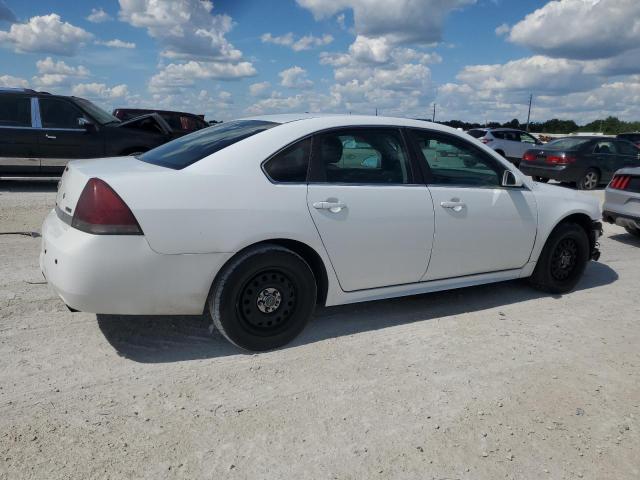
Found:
519,137 -> 640,190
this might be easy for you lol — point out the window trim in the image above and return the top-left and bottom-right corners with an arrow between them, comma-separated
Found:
307,126 -> 420,186
406,127 -> 522,190
260,135 -> 314,185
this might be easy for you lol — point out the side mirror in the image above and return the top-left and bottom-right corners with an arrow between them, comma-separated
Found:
78,117 -> 95,132
502,170 -> 523,187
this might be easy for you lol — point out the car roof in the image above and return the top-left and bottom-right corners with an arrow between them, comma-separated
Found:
114,108 -> 202,117
238,113 -> 463,134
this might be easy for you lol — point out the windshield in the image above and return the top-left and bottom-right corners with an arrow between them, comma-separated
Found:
74,97 -> 120,125
138,120 -> 278,170
544,138 -> 591,150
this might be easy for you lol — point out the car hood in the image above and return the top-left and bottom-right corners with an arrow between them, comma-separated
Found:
115,112 -> 173,135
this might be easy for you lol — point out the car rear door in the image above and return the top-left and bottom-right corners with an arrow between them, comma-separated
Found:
614,140 -> 640,169
592,140 -> 619,182
0,95 -> 40,174
37,97 -> 104,174
306,127 -> 435,292
407,128 -> 537,281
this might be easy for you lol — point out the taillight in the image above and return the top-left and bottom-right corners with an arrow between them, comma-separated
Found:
72,178 -> 143,235
522,152 -> 536,162
481,138 -> 491,144
610,174 -> 631,190
546,154 -> 576,165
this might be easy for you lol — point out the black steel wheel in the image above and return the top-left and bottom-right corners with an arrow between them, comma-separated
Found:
209,244 -> 317,351
529,222 -> 590,294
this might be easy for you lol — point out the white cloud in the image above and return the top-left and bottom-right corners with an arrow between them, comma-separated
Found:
297,0 -> 475,45
87,7 -> 112,23
0,14 -> 92,56
261,32 -> 333,51
71,82 -> 129,100
118,0 -> 244,62
279,66 -> 314,89
33,57 -> 90,88
0,74 -> 28,88
495,23 -> 510,36
508,0 -> 640,60
96,39 -> 136,49
36,57 -> 89,76
149,60 -> 256,93
249,81 -> 271,97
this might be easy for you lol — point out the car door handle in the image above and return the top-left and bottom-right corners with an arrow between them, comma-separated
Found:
45,134 -> 57,140
313,201 -> 346,213
440,201 -> 466,212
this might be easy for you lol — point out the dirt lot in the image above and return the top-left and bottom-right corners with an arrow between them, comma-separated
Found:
1,181 -> 639,480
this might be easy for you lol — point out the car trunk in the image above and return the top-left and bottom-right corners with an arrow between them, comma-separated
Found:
521,146 -> 576,167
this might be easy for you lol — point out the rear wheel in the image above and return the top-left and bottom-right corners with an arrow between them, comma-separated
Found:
625,226 -> 640,238
577,169 -> 600,190
529,222 -> 590,294
209,244 -> 317,351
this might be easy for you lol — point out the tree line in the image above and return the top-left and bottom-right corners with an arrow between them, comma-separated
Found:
429,117 -> 640,135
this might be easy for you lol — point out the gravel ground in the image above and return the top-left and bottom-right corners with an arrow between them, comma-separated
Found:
1,181 -> 639,480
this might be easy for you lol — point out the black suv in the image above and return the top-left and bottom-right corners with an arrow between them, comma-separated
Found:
0,88 -> 176,177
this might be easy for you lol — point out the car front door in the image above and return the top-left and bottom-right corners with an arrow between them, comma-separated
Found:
592,140 -> 619,182
0,96 -> 40,174
37,97 -> 104,173
306,128 -> 435,292
408,129 -> 537,281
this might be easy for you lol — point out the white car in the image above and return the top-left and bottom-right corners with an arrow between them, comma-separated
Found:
467,128 -> 543,166
41,114 -> 602,351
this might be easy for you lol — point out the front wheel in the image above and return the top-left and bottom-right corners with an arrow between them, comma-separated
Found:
529,223 -> 590,294
209,245 -> 317,351
577,169 -> 600,190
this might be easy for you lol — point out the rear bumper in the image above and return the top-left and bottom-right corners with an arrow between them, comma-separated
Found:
602,210 -> 640,230
40,210 -> 231,315
519,164 -> 577,182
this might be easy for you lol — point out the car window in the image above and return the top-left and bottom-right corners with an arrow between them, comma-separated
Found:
520,132 -> 538,144
593,141 -> 617,155
503,131 -> 519,141
467,129 -> 486,139
0,96 -> 31,127
615,140 -> 639,156
160,113 -> 181,130
139,120 -> 278,170
311,129 -> 411,184
545,138 -> 591,150
39,98 -> 86,129
263,137 -> 311,183
411,130 -> 502,187
491,131 -> 504,140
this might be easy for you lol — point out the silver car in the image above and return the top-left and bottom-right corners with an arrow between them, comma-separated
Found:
603,167 -> 640,237
467,128 -> 543,166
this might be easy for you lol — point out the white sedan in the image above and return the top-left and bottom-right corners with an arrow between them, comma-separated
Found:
41,114 -> 602,351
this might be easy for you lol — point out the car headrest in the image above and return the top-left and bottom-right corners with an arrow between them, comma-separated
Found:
598,145 -> 611,154
319,136 -> 343,164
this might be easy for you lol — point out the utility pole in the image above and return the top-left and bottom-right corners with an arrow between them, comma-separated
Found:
432,103 -> 436,122
375,107 -> 378,116
526,94 -> 533,132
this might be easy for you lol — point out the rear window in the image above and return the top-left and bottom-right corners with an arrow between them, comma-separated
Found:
467,129 -> 486,139
139,120 -> 278,170
544,138 -> 591,150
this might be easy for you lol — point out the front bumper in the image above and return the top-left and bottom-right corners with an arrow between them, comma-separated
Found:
40,210 -> 231,315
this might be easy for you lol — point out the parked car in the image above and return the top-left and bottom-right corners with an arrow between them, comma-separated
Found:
603,167 -> 640,238
617,132 -> 640,147
0,88 -> 174,177
41,114 -> 602,351
520,136 -> 640,190
467,128 -> 542,166
112,108 -> 209,137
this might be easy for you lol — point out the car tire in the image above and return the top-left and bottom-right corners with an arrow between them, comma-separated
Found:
577,169 -> 600,190
529,222 -> 590,294
625,226 -> 640,238
209,244 -> 317,351
532,176 -> 549,183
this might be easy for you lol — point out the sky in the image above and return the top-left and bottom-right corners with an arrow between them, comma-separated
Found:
0,0 -> 639,123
